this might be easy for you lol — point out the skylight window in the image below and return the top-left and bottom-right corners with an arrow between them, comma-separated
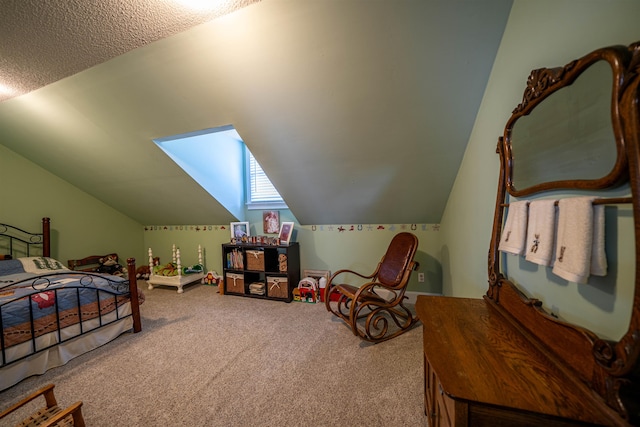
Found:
153,125 -> 286,218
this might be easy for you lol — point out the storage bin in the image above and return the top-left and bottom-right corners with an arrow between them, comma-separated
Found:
267,276 -> 289,299
226,273 -> 244,294
246,250 -> 265,271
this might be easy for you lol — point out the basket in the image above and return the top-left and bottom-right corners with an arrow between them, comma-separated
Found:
246,250 -> 265,271
226,273 -> 244,294
267,276 -> 289,299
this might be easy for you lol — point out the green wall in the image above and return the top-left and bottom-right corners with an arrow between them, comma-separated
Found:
0,144 -> 143,265
440,0 -> 640,339
142,208 -> 443,294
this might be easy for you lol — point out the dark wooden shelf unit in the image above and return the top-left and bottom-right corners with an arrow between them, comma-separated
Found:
222,242 -> 300,302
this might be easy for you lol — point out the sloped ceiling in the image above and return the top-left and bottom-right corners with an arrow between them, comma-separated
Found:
0,0 -> 512,226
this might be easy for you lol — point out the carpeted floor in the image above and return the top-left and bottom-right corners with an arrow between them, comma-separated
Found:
0,283 -> 428,426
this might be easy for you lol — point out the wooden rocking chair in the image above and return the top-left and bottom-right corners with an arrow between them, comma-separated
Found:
0,384 -> 85,427
324,232 -> 420,343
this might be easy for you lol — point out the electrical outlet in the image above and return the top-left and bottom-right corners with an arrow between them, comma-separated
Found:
418,272 -> 425,282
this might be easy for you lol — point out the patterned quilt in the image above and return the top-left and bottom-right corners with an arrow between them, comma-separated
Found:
1,261 -> 132,351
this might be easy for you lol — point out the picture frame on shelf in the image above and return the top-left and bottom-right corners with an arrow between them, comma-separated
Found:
230,222 -> 250,241
263,210 -> 280,234
278,222 -> 294,245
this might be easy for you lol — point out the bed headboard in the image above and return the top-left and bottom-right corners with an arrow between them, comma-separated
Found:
487,42 -> 640,423
67,253 -> 120,272
0,217 -> 50,258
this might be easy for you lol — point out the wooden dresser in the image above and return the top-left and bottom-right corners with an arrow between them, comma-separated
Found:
416,294 -> 620,426
415,42 -> 640,427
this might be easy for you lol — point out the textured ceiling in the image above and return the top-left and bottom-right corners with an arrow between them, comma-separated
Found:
0,0 -> 261,102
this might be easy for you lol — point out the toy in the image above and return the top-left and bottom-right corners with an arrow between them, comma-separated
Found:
154,262 -> 178,276
278,253 -> 287,272
136,256 -> 159,280
182,264 -> 203,274
202,270 -> 222,286
202,271 -> 224,294
96,255 -> 126,277
298,277 -> 319,303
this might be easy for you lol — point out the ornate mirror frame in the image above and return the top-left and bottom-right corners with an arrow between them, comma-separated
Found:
488,42 -> 640,423
503,45 -> 631,196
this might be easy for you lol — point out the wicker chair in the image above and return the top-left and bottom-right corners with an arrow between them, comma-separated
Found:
324,232 -> 420,343
0,384 -> 85,427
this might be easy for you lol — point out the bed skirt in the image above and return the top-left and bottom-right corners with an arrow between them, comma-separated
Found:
0,303 -> 133,391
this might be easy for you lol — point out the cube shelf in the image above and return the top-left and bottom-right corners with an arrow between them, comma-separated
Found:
222,242 -> 300,302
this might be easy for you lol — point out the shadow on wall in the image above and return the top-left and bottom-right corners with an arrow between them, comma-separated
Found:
412,250 -> 442,294
439,245 -> 451,296
50,229 -> 60,259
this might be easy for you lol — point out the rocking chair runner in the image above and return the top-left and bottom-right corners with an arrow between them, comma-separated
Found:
324,232 -> 420,343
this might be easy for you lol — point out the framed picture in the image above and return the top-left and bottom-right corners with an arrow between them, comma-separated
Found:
230,222 -> 250,240
263,210 -> 280,234
278,222 -> 294,245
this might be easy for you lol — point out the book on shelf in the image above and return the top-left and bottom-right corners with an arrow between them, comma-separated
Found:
226,249 -> 244,269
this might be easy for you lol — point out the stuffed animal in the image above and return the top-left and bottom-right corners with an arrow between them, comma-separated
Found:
278,254 -> 287,272
136,266 -> 150,280
153,262 -> 179,276
136,257 -> 159,280
96,255 -> 126,277
182,264 -> 203,275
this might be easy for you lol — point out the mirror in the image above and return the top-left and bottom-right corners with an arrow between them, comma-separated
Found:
510,61 -> 617,190
502,48 -> 630,197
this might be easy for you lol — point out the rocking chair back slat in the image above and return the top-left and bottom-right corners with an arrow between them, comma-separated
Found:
378,233 -> 419,288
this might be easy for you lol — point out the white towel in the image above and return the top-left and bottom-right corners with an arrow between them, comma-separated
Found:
525,200 -> 557,266
590,204 -> 607,276
499,200 -> 529,256
552,197 -> 606,283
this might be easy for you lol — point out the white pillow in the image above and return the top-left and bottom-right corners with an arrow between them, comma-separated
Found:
19,257 -> 69,274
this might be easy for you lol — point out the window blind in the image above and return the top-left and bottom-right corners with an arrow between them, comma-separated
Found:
248,152 -> 283,203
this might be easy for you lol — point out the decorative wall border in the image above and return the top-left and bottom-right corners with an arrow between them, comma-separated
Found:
143,225 -> 228,232
143,224 -> 440,233
306,224 -> 439,232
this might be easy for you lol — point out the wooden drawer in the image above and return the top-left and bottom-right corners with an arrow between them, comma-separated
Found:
424,355 -> 436,419
435,379 -> 455,427
425,356 -> 455,427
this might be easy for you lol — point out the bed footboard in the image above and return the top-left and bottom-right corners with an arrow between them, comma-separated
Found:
127,257 -> 142,332
0,258 -> 142,390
